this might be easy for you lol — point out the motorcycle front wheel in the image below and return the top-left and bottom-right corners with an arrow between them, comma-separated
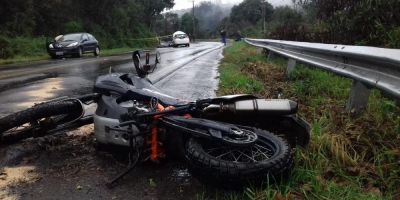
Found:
0,100 -> 84,144
185,128 -> 293,188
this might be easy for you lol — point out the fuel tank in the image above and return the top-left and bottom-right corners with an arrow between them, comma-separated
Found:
94,73 -> 186,106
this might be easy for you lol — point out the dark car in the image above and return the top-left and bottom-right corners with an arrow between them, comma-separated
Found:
47,33 -> 100,58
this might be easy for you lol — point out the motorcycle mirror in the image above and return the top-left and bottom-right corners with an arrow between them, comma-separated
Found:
109,66 -> 115,74
132,50 -> 160,78
55,35 -> 63,41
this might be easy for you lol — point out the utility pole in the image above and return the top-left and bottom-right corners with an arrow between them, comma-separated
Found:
262,0 -> 266,37
164,12 -> 168,36
192,0 -> 196,42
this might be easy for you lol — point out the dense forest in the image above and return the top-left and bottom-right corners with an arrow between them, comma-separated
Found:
1,0 -> 400,59
220,0 -> 400,48
0,0 -> 174,59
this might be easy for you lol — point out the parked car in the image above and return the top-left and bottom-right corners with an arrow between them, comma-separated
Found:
158,36 -> 174,48
47,33 -> 100,58
172,31 -> 190,47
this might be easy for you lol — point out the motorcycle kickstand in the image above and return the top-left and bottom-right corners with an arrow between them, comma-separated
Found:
106,125 -> 139,189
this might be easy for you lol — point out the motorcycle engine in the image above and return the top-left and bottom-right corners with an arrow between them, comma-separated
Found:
94,97 -> 151,148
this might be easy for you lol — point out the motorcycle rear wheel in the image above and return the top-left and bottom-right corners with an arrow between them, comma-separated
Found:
0,100 -> 83,144
185,128 -> 292,188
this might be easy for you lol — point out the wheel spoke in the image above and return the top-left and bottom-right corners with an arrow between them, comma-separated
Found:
254,143 -> 273,154
234,150 -> 244,162
235,150 -> 244,162
202,130 -> 275,163
253,146 -> 266,160
241,151 -> 257,162
254,144 -> 273,159
215,150 -> 234,159
230,151 -> 238,161
205,144 -> 273,163
250,146 -> 255,161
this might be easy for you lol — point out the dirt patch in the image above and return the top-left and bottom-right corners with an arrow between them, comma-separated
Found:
0,166 -> 39,200
0,125 -> 214,200
241,62 -> 290,99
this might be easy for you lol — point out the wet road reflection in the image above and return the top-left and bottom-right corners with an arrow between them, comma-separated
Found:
0,42 -> 224,199
0,42 -> 221,117
155,46 -> 222,101
0,77 -> 93,115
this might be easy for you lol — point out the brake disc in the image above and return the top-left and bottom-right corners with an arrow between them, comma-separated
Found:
220,128 -> 258,147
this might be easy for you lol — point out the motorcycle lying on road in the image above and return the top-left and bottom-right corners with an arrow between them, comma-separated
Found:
0,50 -> 310,188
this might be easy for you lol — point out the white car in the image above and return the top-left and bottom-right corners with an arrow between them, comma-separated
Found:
172,31 -> 190,47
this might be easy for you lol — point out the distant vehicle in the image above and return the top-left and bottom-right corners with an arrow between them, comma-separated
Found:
172,31 -> 190,47
158,36 -> 174,48
47,33 -> 100,58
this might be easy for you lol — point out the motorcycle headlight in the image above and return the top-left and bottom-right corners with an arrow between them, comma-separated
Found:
49,44 -> 54,49
67,42 -> 78,47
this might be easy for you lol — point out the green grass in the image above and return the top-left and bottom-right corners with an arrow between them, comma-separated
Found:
214,41 -> 400,200
0,46 -> 156,66
0,36 -> 158,66
218,42 -> 267,95
0,54 -> 50,65
0,47 -> 134,66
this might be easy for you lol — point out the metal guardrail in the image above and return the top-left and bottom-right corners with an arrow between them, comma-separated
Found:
244,38 -> 400,114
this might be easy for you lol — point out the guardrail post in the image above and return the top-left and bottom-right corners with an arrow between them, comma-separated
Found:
287,59 -> 296,76
267,51 -> 276,62
346,80 -> 371,114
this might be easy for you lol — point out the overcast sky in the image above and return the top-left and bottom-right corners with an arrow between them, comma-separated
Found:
172,0 -> 292,10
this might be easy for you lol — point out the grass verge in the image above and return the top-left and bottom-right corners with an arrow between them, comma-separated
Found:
214,41 -> 400,199
0,47 -> 146,66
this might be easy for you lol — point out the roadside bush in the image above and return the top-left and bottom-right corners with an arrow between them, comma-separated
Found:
90,23 -> 157,50
386,27 -> 400,48
0,24 -> 158,61
0,36 -> 47,59
64,21 -> 84,33
268,6 -> 306,41
0,35 -> 13,59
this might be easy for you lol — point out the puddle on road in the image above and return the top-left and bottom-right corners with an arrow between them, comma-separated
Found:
0,77 -> 93,117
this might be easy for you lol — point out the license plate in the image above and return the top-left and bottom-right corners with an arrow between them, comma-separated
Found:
55,51 -> 63,56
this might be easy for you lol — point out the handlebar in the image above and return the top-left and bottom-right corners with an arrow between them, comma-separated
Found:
136,105 -> 191,118
119,105 -> 192,127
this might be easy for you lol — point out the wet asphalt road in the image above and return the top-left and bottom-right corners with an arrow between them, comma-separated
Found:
0,42 -> 227,200
0,42 -> 223,117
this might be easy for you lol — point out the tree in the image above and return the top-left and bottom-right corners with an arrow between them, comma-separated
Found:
0,0 -> 36,36
138,0 -> 175,28
230,0 -> 273,25
154,13 -> 180,36
294,0 -> 400,46
180,13 -> 198,36
194,2 -> 227,38
268,6 -> 305,41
